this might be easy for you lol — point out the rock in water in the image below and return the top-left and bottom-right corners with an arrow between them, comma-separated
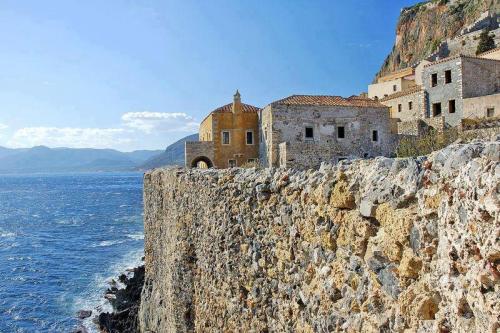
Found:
76,310 -> 92,319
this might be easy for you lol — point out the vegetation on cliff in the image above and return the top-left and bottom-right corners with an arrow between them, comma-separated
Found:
476,28 -> 496,54
377,0 -> 499,79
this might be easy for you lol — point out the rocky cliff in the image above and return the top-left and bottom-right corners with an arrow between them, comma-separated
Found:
139,140 -> 499,332
377,0 -> 500,79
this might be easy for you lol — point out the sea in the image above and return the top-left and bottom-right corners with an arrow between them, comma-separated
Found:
0,172 -> 145,333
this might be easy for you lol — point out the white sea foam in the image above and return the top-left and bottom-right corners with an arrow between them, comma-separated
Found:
74,248 -> 144,333
92,240 -> 126,247
0,232 -> 15,238
126,233 -> 144,240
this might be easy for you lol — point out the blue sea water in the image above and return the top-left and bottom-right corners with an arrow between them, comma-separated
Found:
0,172 -> 145,333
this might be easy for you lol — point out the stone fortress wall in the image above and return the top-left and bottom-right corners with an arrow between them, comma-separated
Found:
139,140 -> 499,333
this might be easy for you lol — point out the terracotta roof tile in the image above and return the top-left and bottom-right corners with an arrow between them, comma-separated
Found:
380,86 -> 423,102
424,54 -> 500,67
212,103 -> 260,113
479,47 -> 500,57
271,95 -> 387,108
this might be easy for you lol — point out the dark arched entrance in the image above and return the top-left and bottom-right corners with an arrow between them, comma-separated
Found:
191,156 -> 214,169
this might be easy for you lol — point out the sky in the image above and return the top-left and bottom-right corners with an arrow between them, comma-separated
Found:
0,0 -> 419,151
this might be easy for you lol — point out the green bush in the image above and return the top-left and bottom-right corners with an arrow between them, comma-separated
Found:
396,128 -> 460,157
476,29 -> 496,55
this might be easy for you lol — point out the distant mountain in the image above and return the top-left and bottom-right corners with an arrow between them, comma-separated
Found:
137,134 -> 198,170
0,146 -> 162,174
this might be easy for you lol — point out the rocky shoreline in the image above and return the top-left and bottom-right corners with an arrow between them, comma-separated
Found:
96,265 -> 145,333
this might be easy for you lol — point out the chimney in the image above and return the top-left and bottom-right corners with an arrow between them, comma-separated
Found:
232,90 -> 242,113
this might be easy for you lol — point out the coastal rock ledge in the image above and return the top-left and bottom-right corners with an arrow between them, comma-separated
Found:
139,140 -> 499,333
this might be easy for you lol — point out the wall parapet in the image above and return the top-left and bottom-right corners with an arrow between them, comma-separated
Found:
185,141 -> 214,168
140,140 -> 500,333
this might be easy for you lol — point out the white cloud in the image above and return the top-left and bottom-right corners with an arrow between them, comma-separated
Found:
0,123 -> 8,130
121,112 -> 199,134
7,127 -> 131,149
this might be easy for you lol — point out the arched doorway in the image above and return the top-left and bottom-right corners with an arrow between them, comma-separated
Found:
191,156 -> 214,169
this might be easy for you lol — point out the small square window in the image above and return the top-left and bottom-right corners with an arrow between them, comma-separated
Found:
431,73 -> 438,87
222,131 -> 230,145
432,103 -> 442,117
445,70 -> 452,84
337,126 -> 345,139
448,100 -> 456,114
372,130 -> 379,142
305,126 -> 314,139
393,85 -> 397,92
408,101 -> 413,110
228,159 -> 236,168
487,108 -> 495,117
247,158 -> 256,163
246,131 -> 254,145
398,104 -> 402,113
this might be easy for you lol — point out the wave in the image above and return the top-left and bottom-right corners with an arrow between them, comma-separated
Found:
73,248 -> 144,333
0,232 -> 16,238
126,233 -> 144,240
92,240 -> 126,247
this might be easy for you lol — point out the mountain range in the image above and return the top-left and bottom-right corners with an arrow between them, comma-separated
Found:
0,134 -> 197,174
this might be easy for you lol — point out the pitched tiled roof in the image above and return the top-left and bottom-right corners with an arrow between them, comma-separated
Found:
424,53 -> 500,67
377,67 -> 415,83
271,95 -> 387,108
211,103 -> 260,113
479,47 -> 500,57
380,86 -> 423,102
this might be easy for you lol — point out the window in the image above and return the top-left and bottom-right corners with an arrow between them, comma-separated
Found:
247,158 -> 256,163
448,100 -> 456,114
246,131 -> 254,145
431,73 -> 438,87
432,103 -> 442,117
222,131 -> 230,145
487,108 -> 495,117
445,70 -> 452,84
393,85 -> 397,92
228,159 -> 236,168
409,101 -> 413,110
372,130 -> 379,142
305,126 -> 314,139
337,126 -> 345,139
398,104 -> 402,113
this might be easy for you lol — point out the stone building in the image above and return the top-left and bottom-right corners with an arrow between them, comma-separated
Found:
259,95 -> 395,169
422,54 -> 500,127
368,67 -> 417,100
185,91 -> 260,168
379,87 -> 428,135
378,54 -> 500,135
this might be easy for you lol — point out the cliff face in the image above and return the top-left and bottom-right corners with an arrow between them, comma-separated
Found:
377,0 -> 500,79
139,140 -> 499,332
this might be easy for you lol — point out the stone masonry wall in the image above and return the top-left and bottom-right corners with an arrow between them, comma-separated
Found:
381,89 -> 426,123
260,104 -> 395,168
140,140 -> 499,333
423,58 -> 464,127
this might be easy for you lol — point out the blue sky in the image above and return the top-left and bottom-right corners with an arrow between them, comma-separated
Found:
0,0 -> 419,151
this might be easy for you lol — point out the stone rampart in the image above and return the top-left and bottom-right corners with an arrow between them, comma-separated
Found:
140,140 -> 499,333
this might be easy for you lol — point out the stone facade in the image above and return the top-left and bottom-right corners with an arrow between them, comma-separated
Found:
185,91 -> 260,168
463,92 -> 500,119
423,55 -> 500,127
140,140 -> 500,333
380,87 -> 426,123
259,96 -> 395,169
